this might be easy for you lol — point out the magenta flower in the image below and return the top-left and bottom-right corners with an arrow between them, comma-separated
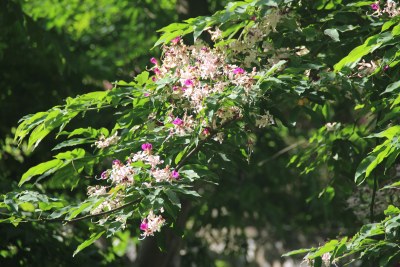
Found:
150,57 -> 158,65
140,220 -> 148,231
233,67 -> 245,74
141,143 -> 153,151
113,159 -> 121,166
171,36 -> 181,44
173,85 -> 179,91
173,118 -> 184,126
384,65 -> 390,71
153,67 -> 161,75
152,77 -> 156,82
371,3 -> 379,10
184,79 -> 194,87
101,171 -> 109,179
203,128 -> 210,136
171,170 -> 179,179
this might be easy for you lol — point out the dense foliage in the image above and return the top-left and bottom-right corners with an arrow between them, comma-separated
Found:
2,0 -> 400,266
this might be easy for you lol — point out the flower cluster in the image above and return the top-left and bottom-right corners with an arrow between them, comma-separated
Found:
87,186 -> 124,215
255,112 -> 274,128
370,0 -> 400,17
95,132 -> 120,148
87,10 -> 281,239
170,114 -> 195,136
150,39 -> 258,114
86,141 -> 182,234
139,210 -> 166,238
227,10 -> 282,67
102,142 -> 180,185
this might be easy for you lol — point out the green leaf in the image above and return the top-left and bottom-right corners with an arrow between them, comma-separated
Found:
54,148 -> 86,160
19,159 -> 63,186
19,202 -> 35,212
324,28 -> 340,42
384,205 -> 400,216
73,231 -> 105,257
174,150 -> 185,165
309,240 -> 339,259
382,81 -> 400,95
52,138 -> 93,151
66,201 -> 93,220
282,248 -> 314,257
334,33 -> 388,71
392,23 -> 400,36
135,71 -> 149,86
383,181 -> 400,190
164,189 -> 181,208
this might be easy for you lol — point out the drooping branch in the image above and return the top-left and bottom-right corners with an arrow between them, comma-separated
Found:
4,198 -> 142,224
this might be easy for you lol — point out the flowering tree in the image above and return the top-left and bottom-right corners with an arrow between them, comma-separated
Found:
2,0 -> 400,266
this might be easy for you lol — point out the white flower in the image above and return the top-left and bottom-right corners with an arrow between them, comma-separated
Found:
255,112 -> 274,128
95,132 -> 120,148
325,122 -> 337,131
151,168 -> 171,182
87,185 -> 107,197
213,132 -> 224,144
140,210 -> 165,239
322,252 -> 331,267
109,161 -> 135,185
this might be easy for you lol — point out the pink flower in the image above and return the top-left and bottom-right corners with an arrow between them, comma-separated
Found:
233,67 -> 245,75
184,79 -> 194,87
152,77 -> 156,82
113,159 -> 121,166
173,118 -> 183,126
171,36 -> 181,44
173,85 -> 179,91
250,15 -> 257,21
101,171 -> 109,179
150,57 -> 158,65
203,128 -> 210,136
371,3 -> 379,10
153,67 -> 161,75
384,65 -> 390,71
171,170 -> 179,179
141,143 -> 153,151
140,220 -> 148,231
144,93 -> 150,97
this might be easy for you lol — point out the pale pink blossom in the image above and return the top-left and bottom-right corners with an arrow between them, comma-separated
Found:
140,210 -> 165,238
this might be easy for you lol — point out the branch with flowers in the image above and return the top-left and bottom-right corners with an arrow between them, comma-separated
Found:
1,0 -> 280,254
2,0 -> 400,265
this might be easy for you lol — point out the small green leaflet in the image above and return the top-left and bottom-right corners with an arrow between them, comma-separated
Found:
73,231 -> 105,257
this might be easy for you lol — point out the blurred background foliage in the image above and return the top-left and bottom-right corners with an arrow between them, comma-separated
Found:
0,0 -> 393,266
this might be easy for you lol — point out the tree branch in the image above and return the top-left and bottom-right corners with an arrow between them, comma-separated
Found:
4,198 -> 142,224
